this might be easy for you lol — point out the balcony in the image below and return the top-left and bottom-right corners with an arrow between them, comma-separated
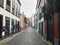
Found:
6,0 -> 11,12
12,8 -> 15,15
0,0 -> 4,8
16,11 -> 17,17
6,4 -> 10,12
17,0 -> 21,6
18,13 -> 20,18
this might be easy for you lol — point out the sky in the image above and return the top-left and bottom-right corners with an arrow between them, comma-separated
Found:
20,0 -> 37,18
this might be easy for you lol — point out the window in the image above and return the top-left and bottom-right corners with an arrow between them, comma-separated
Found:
39,13 -> 41,20
7,0 -> 10,6
12,4 -> 15,15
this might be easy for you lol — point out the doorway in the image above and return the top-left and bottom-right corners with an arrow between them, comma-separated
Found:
47,17 -> 54,43
39,22 -> 43,36
0,15 -> 3,38
5,17 -> 10,36
11,19 -> 14,33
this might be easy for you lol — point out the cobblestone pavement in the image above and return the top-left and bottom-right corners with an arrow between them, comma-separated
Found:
4,27 -> 49,45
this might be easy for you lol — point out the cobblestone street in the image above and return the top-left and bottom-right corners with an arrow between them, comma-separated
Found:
4,27 -> 50,45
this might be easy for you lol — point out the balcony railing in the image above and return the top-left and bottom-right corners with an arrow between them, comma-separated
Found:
6,4 -> 10,12
0,0 -> 4,8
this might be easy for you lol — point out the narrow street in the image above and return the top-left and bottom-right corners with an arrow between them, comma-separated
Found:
4,27 -> 49,45
0,0 -> 60,45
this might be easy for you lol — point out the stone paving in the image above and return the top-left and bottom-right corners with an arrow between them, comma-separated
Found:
4,27 -> 51,45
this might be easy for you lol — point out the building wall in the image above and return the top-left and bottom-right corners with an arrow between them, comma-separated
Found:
54,12 -> 58,39
54,12 -> 59,45
35,0 -> 60,45
32,15 -> 34,27
0,0 -> 21,37
20,15 -> 25,30
34,14 -> 37,31
35,0 -> 44,32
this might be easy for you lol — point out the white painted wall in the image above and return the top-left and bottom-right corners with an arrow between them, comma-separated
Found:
0,7 -> 20,21
0,0 -> 21,36
32,15 -> 34,27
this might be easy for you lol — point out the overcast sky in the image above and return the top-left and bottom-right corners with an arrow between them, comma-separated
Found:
20,0 -> 37,18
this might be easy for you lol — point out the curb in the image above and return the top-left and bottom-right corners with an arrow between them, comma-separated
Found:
0,28 -> 28,45
0,32 -> 20,45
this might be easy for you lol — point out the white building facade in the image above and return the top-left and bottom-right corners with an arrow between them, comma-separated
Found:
35,0 -> 44,33
0,0 -> 21,38
32,15 -> 34,27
